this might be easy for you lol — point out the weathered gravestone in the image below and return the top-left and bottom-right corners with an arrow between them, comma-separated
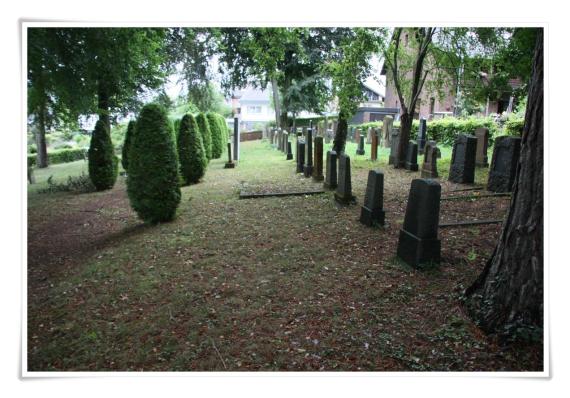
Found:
286,141 -> 293,160
405,140 -> 419,171
417,118 -> 427,155
324,150 -> 338,190
313,136 -> 324,181
366,128 -> 372,144
233,117 -> 240,161
388,127 -> 400,165
356,135 -> 365,155
353,128 -> 359,143
449,134 -> 477,184
296,140 -> 306,173
304,128 -> 314,178
487,135 -> 522,192
397,179 -> 441,267
334,154 -> 356,205
371,130 -> 378,161
475,127 -> 490,167
224,142 -> 235,168
420,140 -> 440,178
383,115 -> 393,148
359,170 -> 385,226
282,131 -> 289,153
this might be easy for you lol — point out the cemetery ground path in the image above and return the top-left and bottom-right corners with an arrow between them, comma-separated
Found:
27,140 -> 542,372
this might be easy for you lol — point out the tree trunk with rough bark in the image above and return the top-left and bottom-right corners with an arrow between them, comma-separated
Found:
34,99 -> 48,168
271,77 -> 281,129
332,110 -> 348,154
98,81 -> 111,133
464,30 -> 543,339
396,111 -> 412,168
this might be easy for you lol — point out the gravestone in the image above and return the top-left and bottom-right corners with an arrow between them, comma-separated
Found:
383,115 -> 393,148
356,135 -> 365,155
286,141 -> 293,160
448,134 -> 477,184
371,130 -> 378,161
334,154 -> 356,205
282,131 -> 289,153
366,128 -> 372,144
397,179 -> 441,267
359,170 -> 385,226
304,128 -> 314,177
420,140 -> 440,179
475,127 -> 490,167
405,141 -> 419,171
224,142 -> 235,168
233,117 -> 240,161
313,136 -> 324,181
296,141 -> 306,173
325,129 -> 332,144
418,118 -> 427,155
487,135 -> 522,192
324,150 -> 338,190
354,128 -> 360,144
388,128 -> 400,165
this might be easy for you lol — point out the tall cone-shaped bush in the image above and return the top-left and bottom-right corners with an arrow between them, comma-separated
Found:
88,119 -> 118,190
121,120 -> 136,171
196,113 -> 212,161
127,103 -> 181,223
178,114 -> 207,185
207,113 -> 223,159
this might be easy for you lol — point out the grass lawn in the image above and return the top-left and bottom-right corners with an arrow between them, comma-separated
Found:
27,139 -> 541,371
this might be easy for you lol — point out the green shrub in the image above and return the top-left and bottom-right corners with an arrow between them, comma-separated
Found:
127,103 -> 181,223
38,172 -> 96,194
121,120 -> 136,172
28,148 -> 88,167
218,115 -> 230,142
178,114 -> 207,185
504,117 -> 525,136
88,120 -> 118,191
207,113 -> 223,159
196,113 -> 212,161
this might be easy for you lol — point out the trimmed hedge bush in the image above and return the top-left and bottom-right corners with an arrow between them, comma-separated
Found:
178,114 -> 207,185
207,113 -> 223,159
121,120 -> 136,171
88,120 -> 118,191
196,113 -> 212,161
27,148 -> 87,167
127,103 -> 181,223
217,115 -> 229,143
504,117 -> 524,136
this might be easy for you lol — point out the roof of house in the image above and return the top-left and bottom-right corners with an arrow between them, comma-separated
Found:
233,88 -> 270,103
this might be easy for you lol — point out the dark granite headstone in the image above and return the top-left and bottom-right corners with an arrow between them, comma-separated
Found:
296,141 -> 306,173
356,135 -> 365,155
334,154 -> 356,205
304,128 -> 314,177
371,130 -> 378,161
313,136 -> 324,181
282,131 -> 289,153
405,141 -> 419,171
388,128 -> 400,165
449,134 -> 477,184
418,118 -> 427,155
324,150 -> 338,190
359,170 -> 385,226
475,127 -> 490,167
487,136 -> 522,192
233,117 -> 239,161
397,179 -> 441,267
224,142 -> 236,168
383,116 -> 393,148
286,141 -> 293,160
420,141 -> 440,179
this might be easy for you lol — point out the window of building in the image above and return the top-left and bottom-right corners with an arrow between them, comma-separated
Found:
247,105 -> 262,114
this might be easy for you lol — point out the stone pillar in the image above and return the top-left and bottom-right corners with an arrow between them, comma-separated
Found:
324,150 -> 338,190
420,141 -> 440,179
359,170 -> 385,226
313,136 -> 324,181
224,142 -> 235,169
304,128 -> 314,177
383,116 -> 393,148
354,128 -> 360,144
334,153 -> 356,205
356,135 -> 365,155
286,141 -> 293,160
233,117 -> 239,161
366,128 -> 372,144
371,130 -> 378,161
397,179 -> 441,267
388,127 -> 400,165
417,118 -> 427,155
405,140 -> 419,171
296,141 -> 306,173
487,136 -> 522,192
475,127 -> 490,167
449,134 -> 477,184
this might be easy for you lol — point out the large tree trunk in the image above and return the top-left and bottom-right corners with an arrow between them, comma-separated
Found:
271,76 -> 281,129
34,99 -> 48,169
464,29 -> 543,338
396,111 -> 412,168
332,110 -> 348,154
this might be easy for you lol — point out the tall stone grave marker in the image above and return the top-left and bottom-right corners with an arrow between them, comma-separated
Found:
233,117 -> 240,161
405,140 -> 419,171
359,170 -> 385,226
324,150 -> 338,190
421,141 -> 440,178
388,127 -> 400,165
282,131 -> 289,153
475,127 -> 490,167
334,154 -> 356,205
371,129 -> 378,161
224,142 -> 235,168
383,115 -> 393,148
313,136 -> 324,181
304,128 -> 314,177
354,128 -> 360,143
296,141 -> 306,173
397,179 -> 441,267
356,135 -> 365,155
449,134 -> 477,184
487,135 -> 522,192
286,141 -> 293,160
366,128 -> 372,144
417,118 -> 427,155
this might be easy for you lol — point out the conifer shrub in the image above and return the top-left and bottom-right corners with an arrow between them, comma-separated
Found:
127,103 -> 181,223
121,120 -> 136,171
88,119 -> 118,191
207,113 -> 223,159
178,114 -> 207,185
216,114 -> 229,144
196,113 -> 212,161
